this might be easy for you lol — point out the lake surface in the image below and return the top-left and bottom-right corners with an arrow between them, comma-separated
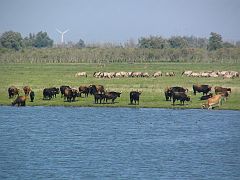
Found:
0,106 -> 240,179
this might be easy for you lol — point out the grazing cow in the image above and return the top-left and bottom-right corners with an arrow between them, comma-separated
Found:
23,86 -> 31,95
105,91 -> 121,104
64,88 -> 78,102
89,85 -> 105,95
46,87 -> 59,98
130,91 -> 141,105
12,96 -> 27,106
153,71 -> 163,77
30,91 -> 35,102
75,72 -> 87,77
193,84 -> 212,95
79,86 -> 90,97
8,86 -> 19,98
60,85 -> 71,97
200,93 -> 213,100
164,86 -> 188,101
172,92 -> 190,105
214,86 -> 231,94
43,88 -> 55,100
202,94 -> 223,109
182,70 -> 193,76
165,72 -> 175,76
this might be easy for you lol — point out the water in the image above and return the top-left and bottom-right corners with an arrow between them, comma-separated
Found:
0,106 -> 240,179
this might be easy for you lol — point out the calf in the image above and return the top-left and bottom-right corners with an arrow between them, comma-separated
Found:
30,91 -> 35,102
200,93 -> 213,100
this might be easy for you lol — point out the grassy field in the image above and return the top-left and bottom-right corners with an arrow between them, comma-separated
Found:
0,63 -> 240,110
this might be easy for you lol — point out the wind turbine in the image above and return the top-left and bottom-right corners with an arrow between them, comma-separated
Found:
56,28 -> 69,44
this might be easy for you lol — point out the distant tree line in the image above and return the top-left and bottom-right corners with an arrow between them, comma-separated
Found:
0,30 -> 240,63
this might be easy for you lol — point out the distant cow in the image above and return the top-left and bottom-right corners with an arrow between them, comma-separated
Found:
89,85 -> 105,95
8,86 -> 19,98
200,93 -> 213,100
93,93 -> 105,104
79,86 -> 90,97
64,88 -> 78,102
12,96 -> 27,106
214,86 -> 231,94
164,86 -> 188,101
23,86 -> 31,95
43,88 -> 55,100
153,71 -> 162,77
105,91 -> 121,104
202,94 -> 223,109
60,85 -> 71,97
75,72 -> 87,77
193,84 -> 212,95
130,91 -> 141,105
172,92 -> 190,105
30,91 -> 35,102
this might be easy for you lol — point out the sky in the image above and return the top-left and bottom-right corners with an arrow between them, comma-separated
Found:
0,0 -> 240,44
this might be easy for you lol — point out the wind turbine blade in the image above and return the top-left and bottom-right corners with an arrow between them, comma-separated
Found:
63,29 -> 69,34
56,28 -> 62,34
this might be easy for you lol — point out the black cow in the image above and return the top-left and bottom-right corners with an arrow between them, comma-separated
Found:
60,85 -> 71,97
8,86 -> 19,98
79,86 -> 90,97
43,88 -> 55,100
164,86 -> 188,101
105,91 -> 121,104
172,92 -> 190,105
130,91 -> 141,105
30,91 -> 35,102
93,93 -> 105,104
64,88 -> 78,102
49,87 -> 60,98
193,84 -> 211,95
200,93 -> 213,100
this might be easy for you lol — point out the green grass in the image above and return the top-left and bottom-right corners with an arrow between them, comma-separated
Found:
0,63 -> 240,110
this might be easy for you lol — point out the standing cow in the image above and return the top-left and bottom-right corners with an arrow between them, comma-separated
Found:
23,86 -> 31,95
130,91 -> 141,105
193,84 -> 212,95
8,86 -> 19,98
12,96 -> 27,106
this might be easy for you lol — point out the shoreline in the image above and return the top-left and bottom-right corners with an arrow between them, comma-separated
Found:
1,104 -> 239,111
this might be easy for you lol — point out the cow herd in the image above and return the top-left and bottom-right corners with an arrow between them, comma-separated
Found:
182,70 -> 239,78
8,85 -> 141,107
74,70 -> 239,79
164,85 -> 231,109
7,84 -> 231,109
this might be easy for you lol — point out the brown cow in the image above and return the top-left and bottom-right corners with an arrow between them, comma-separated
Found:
89,85 -> 105,95
202,95 -> 223,109
214,86 -> 231,94
12,96 -> 27,106
8,86 -> 19,98
23,86 -> 31,95
79,86 -> 90,97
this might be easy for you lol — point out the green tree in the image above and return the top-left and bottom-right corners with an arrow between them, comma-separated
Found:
138,36 -> 169,49
208,32 -> 222,51
168,36 -> 188,48
33,31 -> 53,48
0,31 -> 23,50
76,39 -> 85,48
